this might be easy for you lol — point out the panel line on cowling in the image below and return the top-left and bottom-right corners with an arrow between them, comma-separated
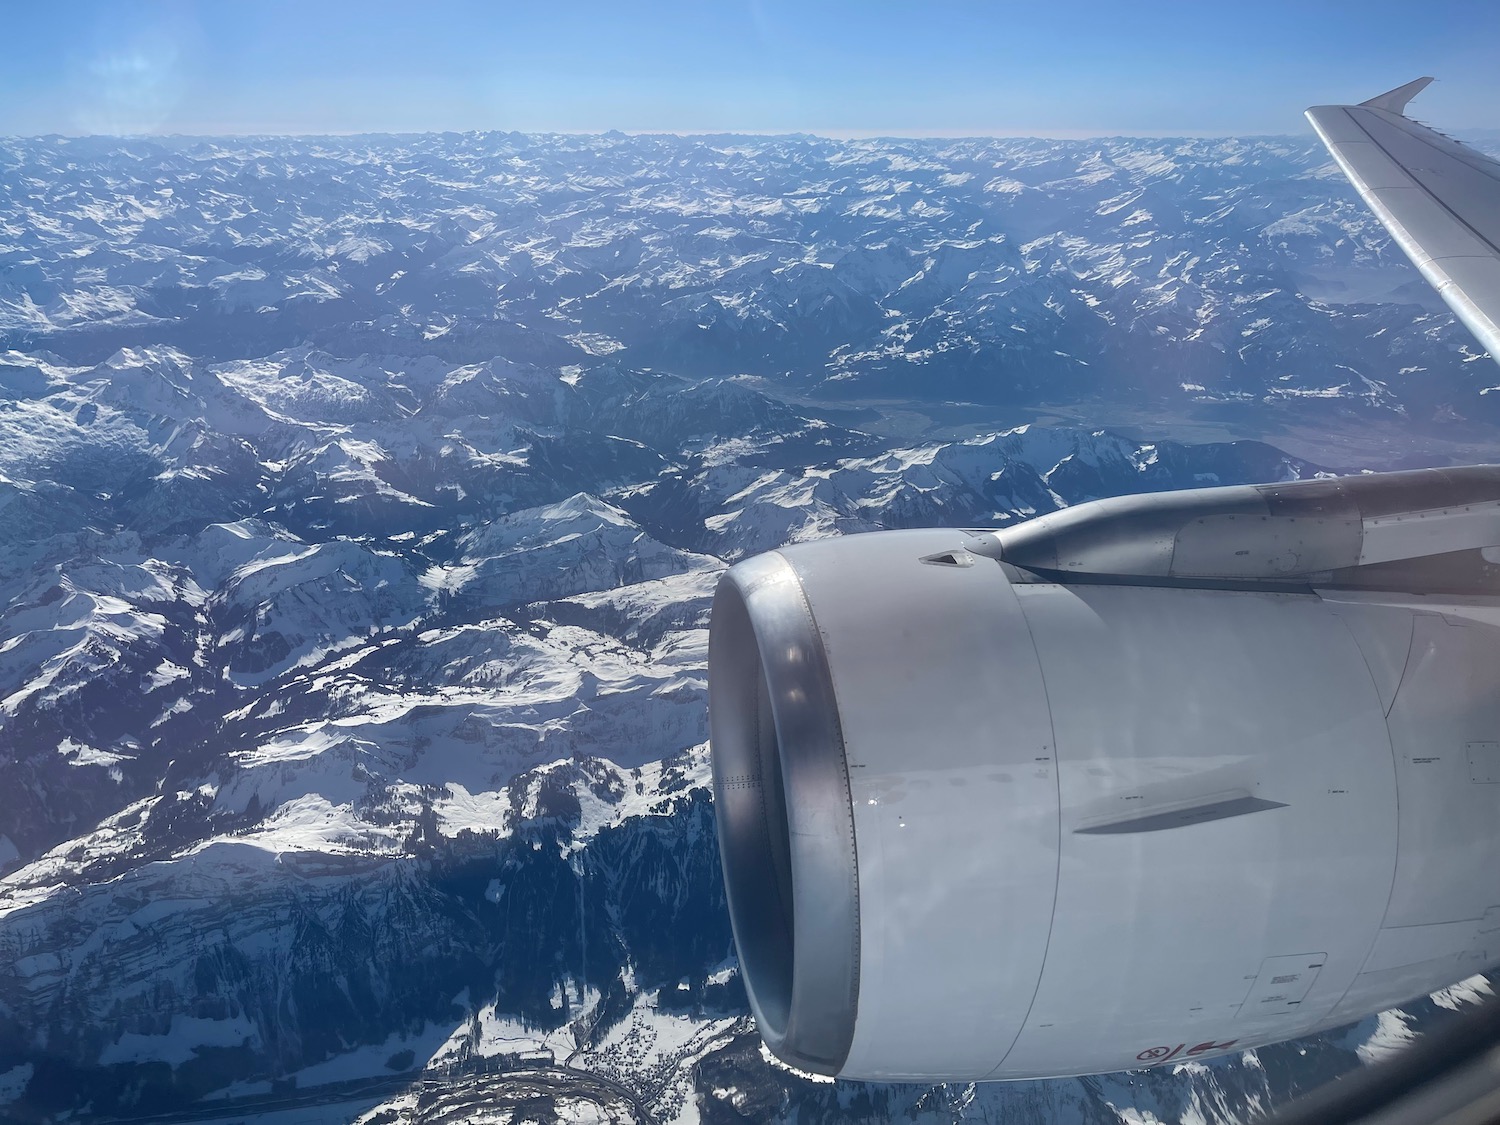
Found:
985,584 -> 1065,1078
1312,606 -> 1406,1026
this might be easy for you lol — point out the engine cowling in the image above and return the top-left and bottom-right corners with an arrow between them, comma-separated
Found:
708,469 -> 1500,1081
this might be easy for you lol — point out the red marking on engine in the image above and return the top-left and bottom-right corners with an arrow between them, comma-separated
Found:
1137,1039 -> 1237,1064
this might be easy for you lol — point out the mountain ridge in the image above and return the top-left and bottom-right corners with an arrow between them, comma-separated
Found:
0,130 -> 1494,1123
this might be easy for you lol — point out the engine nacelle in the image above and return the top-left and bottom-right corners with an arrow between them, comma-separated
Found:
708,468 -> 1500,1081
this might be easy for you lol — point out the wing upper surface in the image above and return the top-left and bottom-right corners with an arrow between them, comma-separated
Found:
1307,80 -> 1500,361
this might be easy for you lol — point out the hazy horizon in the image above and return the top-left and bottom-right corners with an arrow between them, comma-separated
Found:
10,125 -> 1500,146
5,0 -> 1500,139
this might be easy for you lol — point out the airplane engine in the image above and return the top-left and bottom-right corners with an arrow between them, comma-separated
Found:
708,467 -> 1500,1081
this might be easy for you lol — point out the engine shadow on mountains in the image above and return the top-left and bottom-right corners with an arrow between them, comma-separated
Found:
0,789 -> 738,1123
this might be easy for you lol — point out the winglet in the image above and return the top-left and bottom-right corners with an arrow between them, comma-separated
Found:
1359,76 -> 1434,116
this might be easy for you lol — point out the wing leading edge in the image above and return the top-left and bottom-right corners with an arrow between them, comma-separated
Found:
1307,78 -> 1500,362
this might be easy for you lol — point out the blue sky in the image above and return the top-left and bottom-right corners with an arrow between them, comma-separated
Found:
5,0 -> 1499,138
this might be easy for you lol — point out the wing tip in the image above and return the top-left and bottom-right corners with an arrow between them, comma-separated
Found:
1358,76 -> 1435,116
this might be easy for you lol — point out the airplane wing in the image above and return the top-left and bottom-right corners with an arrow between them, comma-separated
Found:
1307,77 -> 1500,361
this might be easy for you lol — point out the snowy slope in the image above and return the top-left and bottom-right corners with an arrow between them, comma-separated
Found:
0,131 -> 1494,1124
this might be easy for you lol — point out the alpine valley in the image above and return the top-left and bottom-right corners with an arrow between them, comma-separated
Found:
0,129 -> 1495,1124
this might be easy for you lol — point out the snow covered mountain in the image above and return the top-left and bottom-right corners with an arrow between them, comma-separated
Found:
6,130 -> 1500,425
0,131 -> 1493,1124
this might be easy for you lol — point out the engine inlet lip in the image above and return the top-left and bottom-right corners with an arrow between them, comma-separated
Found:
708,550 -> 860,1075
